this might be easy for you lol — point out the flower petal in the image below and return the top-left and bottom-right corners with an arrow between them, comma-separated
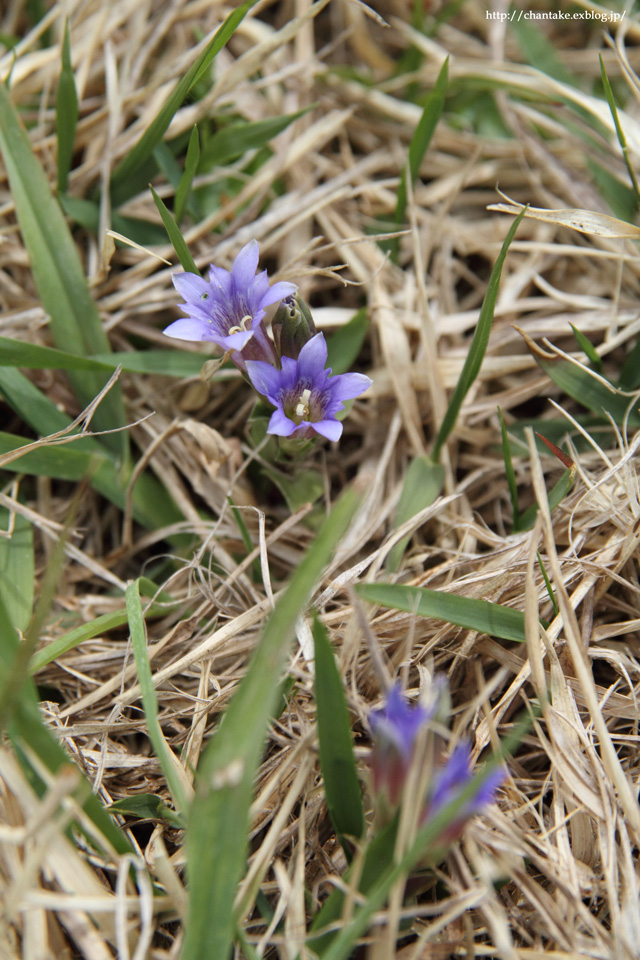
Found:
218,328 -> 254,351
329,372 -> 372,402
163,317 -> 212,341
311,418 -> 343,441
258,280 -> 298,309
208,265 -> 232,297
267,407 -> 297,437
297,333 -> 328,381
232,239 -> 260,291
172,272 -> 211,303
245,360 -> 284,402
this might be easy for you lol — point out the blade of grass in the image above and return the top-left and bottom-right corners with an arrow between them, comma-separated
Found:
126,579 -> 190,815
199,108 -> 309,169
569,323 -> 603,373
0,507 -> 34,633
537,552 -> 558,618
498,407 -> 520,530
182,488 -> 359,960
313,614 -> 365,851
432,208 -> 526,462
150,185 -> 200,274
55,20 -> 78,194
0,81 -> 125,458
355,582 -> 530,643
386,456 -> 444,572
325,309 -> 369,375
600,54 -> 640,201
174,125 -> 200,223
111,0 -> 259,185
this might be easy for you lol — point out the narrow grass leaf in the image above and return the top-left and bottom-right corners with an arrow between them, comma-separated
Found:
600,55 -> 640,201
517,467 -> 575,531
498,408 -> 520,530
313,614 -> 365,850
569,323 -> 603,372
112,0 -> 259,185
109,794 -> 182,827
386,455 -> 444,572
183,488 -> 359,960
620,336 -> 640,391
325,309 -> 369,374
0,593 -> 132,854
0,81 -> 125,457
151,185 -> 200,275
392,57 -> 448,258
0,508 -> 34,633
432,208 -> 526,461
200,109 -> 309,169
55,20 -> 78,194
537,552 -> 558,617
126,580 -> 190,814
355,582 -> 528,643
174,125 -> 200,223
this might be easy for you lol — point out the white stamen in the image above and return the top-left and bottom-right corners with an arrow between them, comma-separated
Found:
295,388 -> 311,418
228,314 -> 253,336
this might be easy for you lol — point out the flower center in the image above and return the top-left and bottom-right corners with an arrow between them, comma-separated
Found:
295,388 -> 311,419
228,314 -> 253,336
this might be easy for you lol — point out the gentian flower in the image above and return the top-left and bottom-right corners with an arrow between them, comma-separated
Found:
424,742 -> 505,843
245,332 -> 371,442
369,684 -> 431,809
163,240 -> 297,368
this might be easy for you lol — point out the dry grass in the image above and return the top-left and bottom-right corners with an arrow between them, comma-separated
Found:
1,0 -> 640,957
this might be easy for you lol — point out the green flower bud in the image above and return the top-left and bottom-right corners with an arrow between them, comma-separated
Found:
272,294 -> 317,361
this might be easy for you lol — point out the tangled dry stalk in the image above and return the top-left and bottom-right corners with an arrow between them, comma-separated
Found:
1,0 -> 640,957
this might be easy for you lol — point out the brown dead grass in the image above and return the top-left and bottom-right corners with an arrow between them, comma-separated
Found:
2,0 -> 640,957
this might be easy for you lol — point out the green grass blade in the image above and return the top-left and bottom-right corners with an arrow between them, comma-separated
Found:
0,507 -> 34,633
126,580 -> 190,814
182,488 -> 359,960
392,57 -> 448,258
599,54 -> 640,201
199,108 -> 309,169
569,323 -> 603,372
0,335 -> 114,371
313,614 -> 365,850
386,456 -> 444,572
174,125 -> 200,223
620,336 -> 640,391
55,20 -> 78,194
517,466 -> 575,531
0,81 -> 126,458
432,208 -> 526,462
325,309 -> 369,375
150,185 -> 200,274
537,552 -> 558,618
355,582 -> 528,643
498,408 -> 520,530
111,0 -> 258,185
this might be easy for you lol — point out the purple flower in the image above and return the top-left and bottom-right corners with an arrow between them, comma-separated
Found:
163,240 -> 296,365
369,684 -> 431,808
425,742 -> 505,841
245,333 -> 371,442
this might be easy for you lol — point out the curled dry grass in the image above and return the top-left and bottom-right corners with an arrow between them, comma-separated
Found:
2,0 -> 640,957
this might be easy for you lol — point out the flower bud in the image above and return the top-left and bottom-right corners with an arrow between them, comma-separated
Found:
272,294 -> 317,361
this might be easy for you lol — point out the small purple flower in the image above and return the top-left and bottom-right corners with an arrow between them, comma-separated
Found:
163,240 -> 296,366
245,333 -> 371,442
369,684 -> 431,808
425,742 -> 505,841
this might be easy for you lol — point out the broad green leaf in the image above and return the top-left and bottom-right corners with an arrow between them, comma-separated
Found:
183,488 -> 359,960
0,508 -> 34,632
355,582 -> 529,643
175,125 -> 201,222
432,208 -> 526,461
325,309 -> 369,375
111,0 -> 259,184
126,580 -> 189,814
386,456 -> 444,572
55,20 -> 78,194
313,614 -> 365,851
199,109 -> 309,169
0,81 -> 125,457
150,185 -> 200,275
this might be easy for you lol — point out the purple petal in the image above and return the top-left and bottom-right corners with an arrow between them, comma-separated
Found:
208,265 -> 233,297
172,272 -> 210,303
217,328 -> 255,351
329,372 -> 372,402
267,407 -> 297,437
297,333 -> 328,381
245,360 -> 284,401
370,684 -> 429,758
311,418 -> 343,442
279,355 -> 300,392
232,240 -> 260,290
258,280 -> 298,309
163,317 -> 212,341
